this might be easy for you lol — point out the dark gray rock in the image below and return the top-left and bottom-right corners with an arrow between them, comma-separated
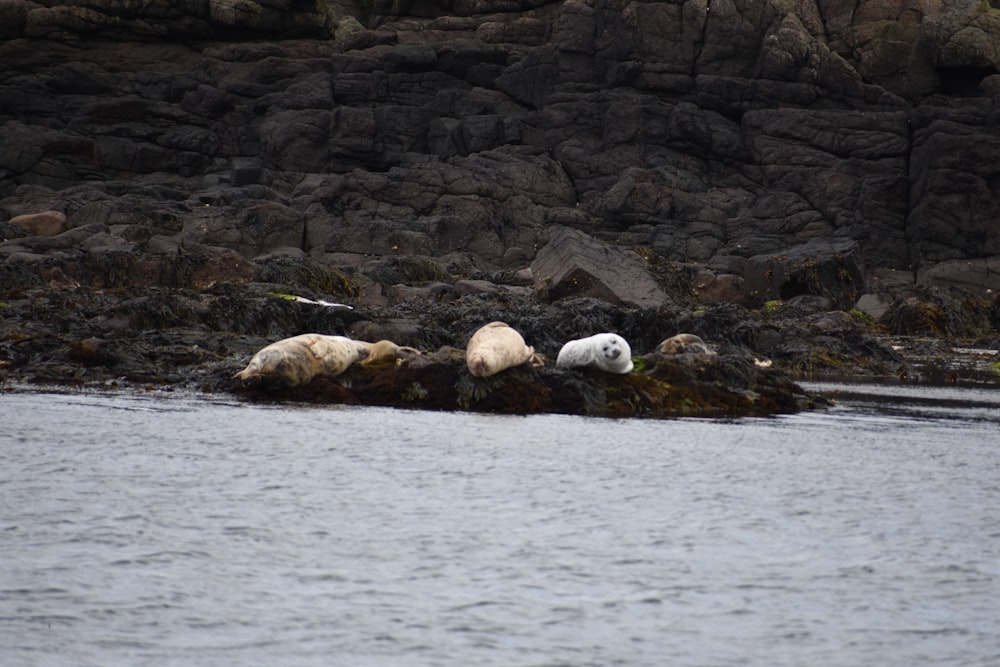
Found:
1,0 -> 1000,332
531,226 -> 674,308
918,257 -> 1000,293
742,240 -> 866,310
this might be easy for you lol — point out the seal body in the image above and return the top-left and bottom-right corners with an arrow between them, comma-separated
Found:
234,333 -> 368,386
658,333 -> 714,355
556,333 -> 634,374
465,321 -> 541,378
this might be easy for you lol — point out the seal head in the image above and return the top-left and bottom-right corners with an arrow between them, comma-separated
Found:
356,339 -> 421,367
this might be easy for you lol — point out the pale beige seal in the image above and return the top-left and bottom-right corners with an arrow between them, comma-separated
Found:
234,333 -> 369,386
556,333 -> 634,374
657,333 -> 715,355
465,321 -> 543,378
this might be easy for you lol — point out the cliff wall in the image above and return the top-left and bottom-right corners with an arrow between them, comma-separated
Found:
3,0 -> 1000,301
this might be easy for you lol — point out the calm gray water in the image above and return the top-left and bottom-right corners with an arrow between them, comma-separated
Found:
2,384 -> 999,667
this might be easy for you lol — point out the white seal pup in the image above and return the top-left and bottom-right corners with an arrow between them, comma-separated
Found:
556,333 -> 634,374
235,333 -> 370,387
657,333 -> 715,355
465,321 -> 543,378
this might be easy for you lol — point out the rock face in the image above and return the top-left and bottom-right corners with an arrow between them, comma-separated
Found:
2,0 -> 1000,304
1,1 -> 999,403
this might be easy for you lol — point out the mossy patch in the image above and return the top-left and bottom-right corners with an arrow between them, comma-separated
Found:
848,308 -> 875,326
762,300 -> 783,315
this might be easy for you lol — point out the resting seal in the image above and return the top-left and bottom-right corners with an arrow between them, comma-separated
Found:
234,334 -> 372,387
356,339 -> 421,367
465,321 -> 542,378
658,333 -> 715,355
556,333 -> 634,374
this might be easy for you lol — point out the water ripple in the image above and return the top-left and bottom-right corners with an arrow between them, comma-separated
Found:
1,387 -> 999,666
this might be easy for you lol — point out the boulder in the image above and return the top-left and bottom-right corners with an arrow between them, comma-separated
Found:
880,285 -> 996,337
532,227 -> 673,308
917,256 -> 1000,294
9,210 -> 67,236
690,269 -> 751,306
742,241 -> 866,310
853,293 -> 893,320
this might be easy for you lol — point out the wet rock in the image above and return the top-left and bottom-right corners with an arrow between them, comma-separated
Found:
67,337 -> 116,367
755,307 -> 906,378
231,344 -> 822,419
880,286 -> 996,338
690,269 -> 750,306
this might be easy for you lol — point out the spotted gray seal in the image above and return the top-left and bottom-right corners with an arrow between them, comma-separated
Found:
657,333 -> 715,355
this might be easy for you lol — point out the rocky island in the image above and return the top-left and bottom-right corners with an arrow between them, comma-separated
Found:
2,0 -> 999,416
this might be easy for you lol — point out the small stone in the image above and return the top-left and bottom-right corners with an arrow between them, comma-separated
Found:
854,293 -> 892,320
10,211 -> 67,237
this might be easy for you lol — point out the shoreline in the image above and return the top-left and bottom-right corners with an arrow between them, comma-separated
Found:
2,281 -> 996,419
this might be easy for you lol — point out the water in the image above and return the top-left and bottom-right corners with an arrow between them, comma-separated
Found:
2,384 -> 999,667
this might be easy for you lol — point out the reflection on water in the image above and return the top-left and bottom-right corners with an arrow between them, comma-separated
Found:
1,385 -> 999,667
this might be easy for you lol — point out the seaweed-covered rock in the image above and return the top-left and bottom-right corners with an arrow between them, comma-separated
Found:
880,286 -> 996,337
231,346 -> 821,419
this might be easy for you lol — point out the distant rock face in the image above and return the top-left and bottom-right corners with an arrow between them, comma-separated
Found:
2,0 -> 1000,302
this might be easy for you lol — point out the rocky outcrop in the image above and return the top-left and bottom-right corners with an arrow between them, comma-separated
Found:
531,226 -> 674,307
1,1 -> 999,400
917,256 -> 1000,293
3,0 -> 1000,296
233,344 -> 821,418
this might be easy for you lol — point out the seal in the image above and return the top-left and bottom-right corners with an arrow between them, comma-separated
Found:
356,339 -> 421,367
556,333 -> 634,374
234,333 -> 370,387
657,333 -> 715,355
465,321 -> 543,378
